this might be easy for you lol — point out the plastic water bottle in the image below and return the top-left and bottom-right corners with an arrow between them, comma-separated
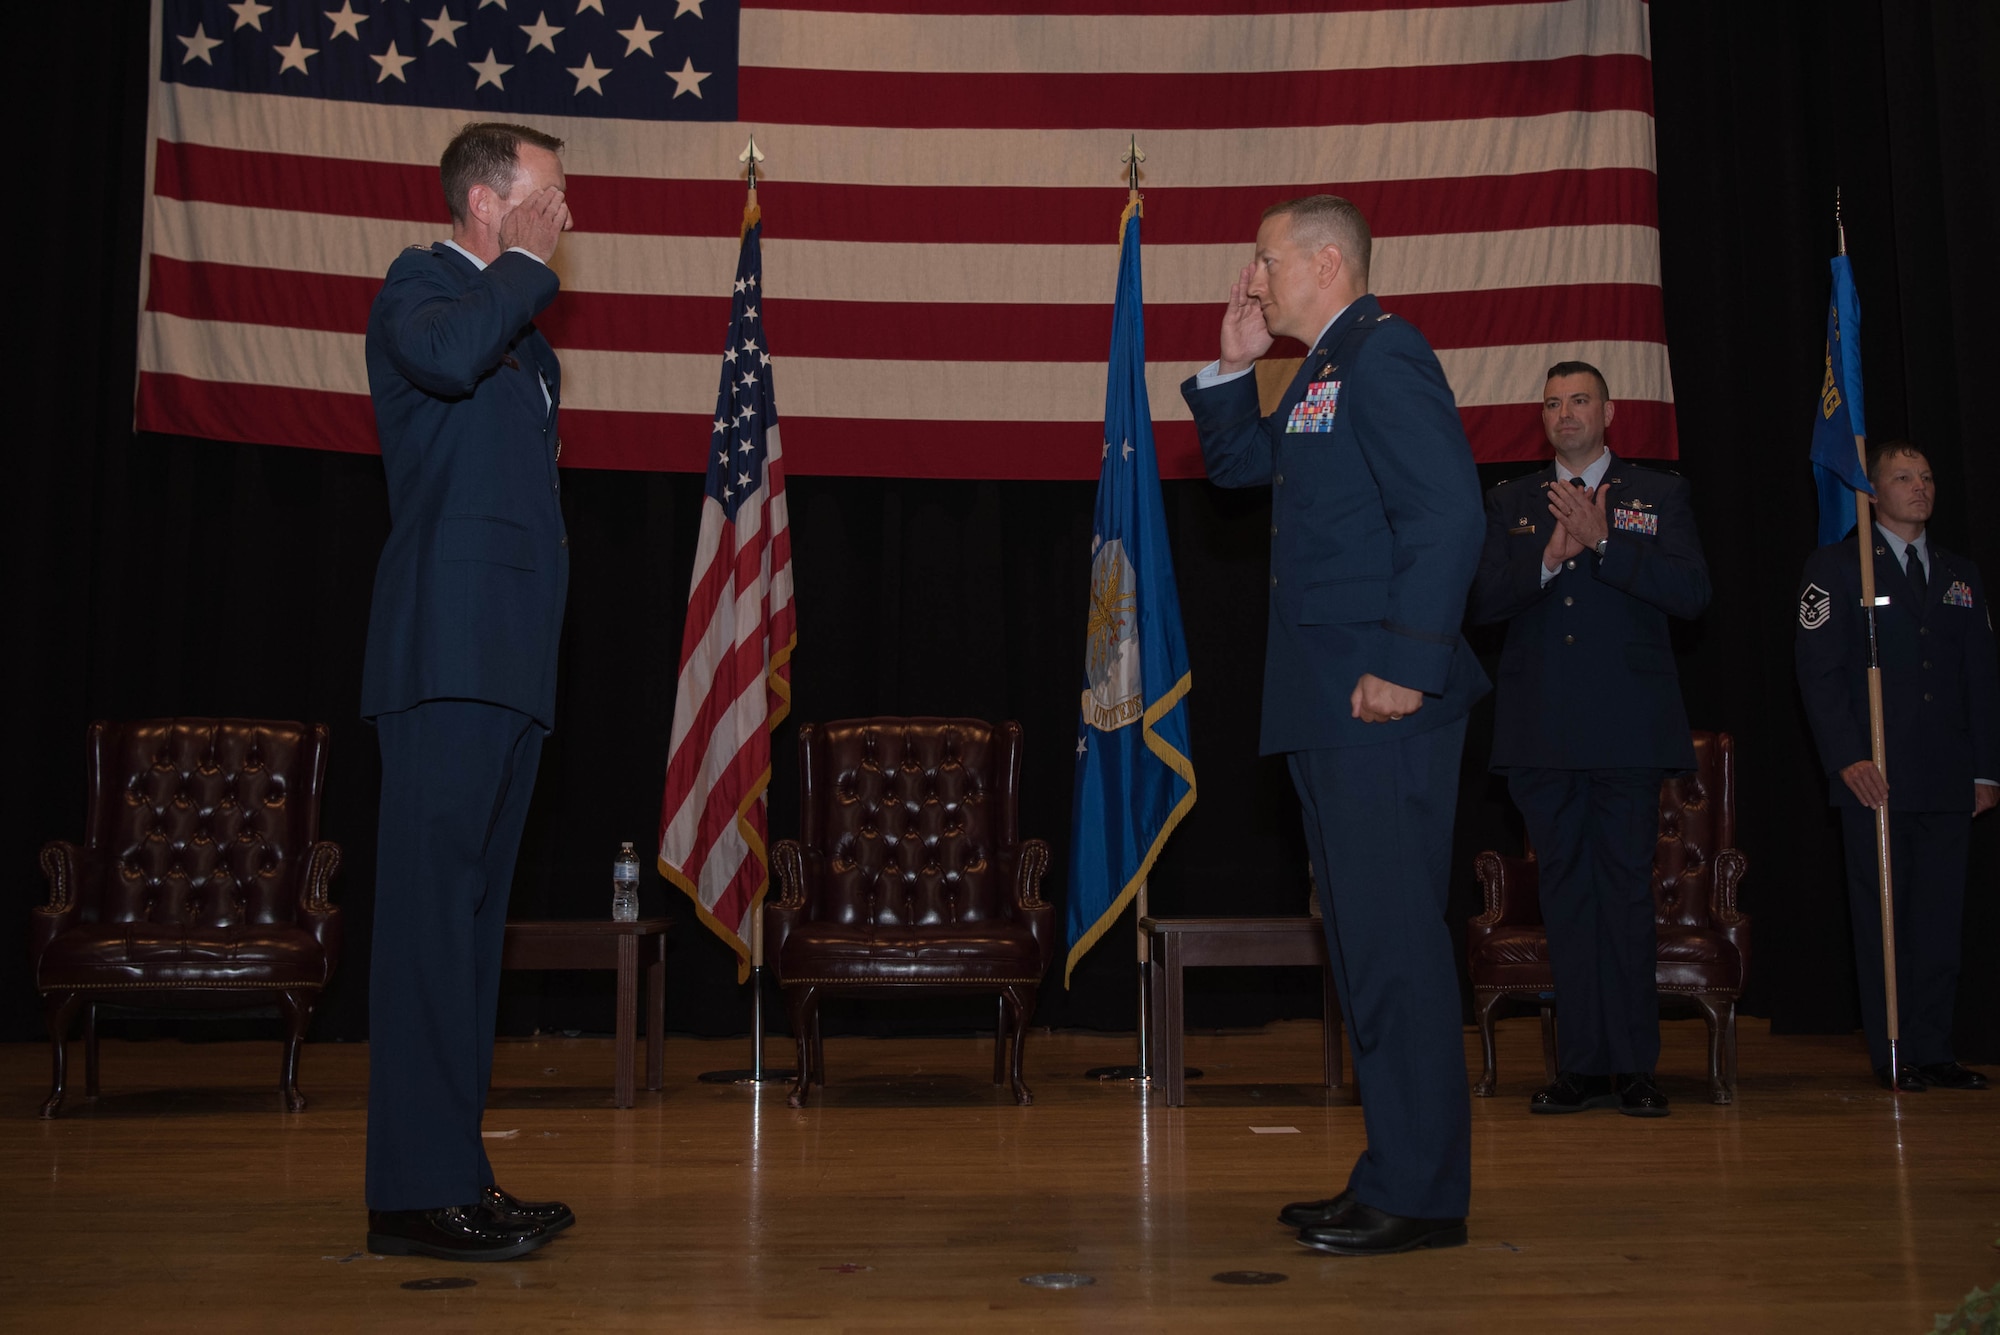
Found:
612,842 -> 640,922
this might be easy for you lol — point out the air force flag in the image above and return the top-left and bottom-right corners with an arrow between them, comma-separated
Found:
1065,202 -> 1196,986
1810,253 -> 1871,547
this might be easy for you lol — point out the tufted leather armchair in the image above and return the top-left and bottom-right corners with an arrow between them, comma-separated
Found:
30,719 -> 342,1117
1467,730 -> 1751,1105
767,718 -> 1054,1108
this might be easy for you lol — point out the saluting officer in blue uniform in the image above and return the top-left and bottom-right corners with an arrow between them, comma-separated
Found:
360,123 -> 579,1261
1795,442 -> 1999,1093
1182,195 -> 1487,1258
1470,362 -> 1710,1117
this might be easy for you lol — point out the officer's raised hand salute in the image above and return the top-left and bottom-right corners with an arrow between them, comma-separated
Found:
1218,263 -> 1275,373
1181,194 -> 1487,1259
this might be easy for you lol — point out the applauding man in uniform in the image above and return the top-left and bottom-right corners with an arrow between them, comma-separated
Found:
1471,362 -> 1710,1118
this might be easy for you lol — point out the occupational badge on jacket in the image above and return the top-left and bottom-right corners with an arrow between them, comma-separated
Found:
1613,507 -> 1658,535
1943,579 -> 1975,609
1083,534 -> 1142,731
1285,380 -> 1340,433
1798,583 -> 1831,629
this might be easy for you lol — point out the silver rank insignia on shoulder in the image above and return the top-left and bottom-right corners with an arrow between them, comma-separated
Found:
1376,313 -> 1393,322
1798,583 -> 1831,629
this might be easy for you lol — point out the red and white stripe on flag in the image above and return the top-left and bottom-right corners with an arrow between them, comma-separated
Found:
138,0 -> 1674,478
658,216 -> 795,973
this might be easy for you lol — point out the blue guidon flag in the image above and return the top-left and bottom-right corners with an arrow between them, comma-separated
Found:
1065,198 -> 1196,987
1809,252 -> 1871,547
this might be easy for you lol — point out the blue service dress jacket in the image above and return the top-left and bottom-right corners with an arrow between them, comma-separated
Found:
360,243 -> 570,730
1471,457 -> 1711,771
1179,295 -> 1489,755
1795,530 -> 2000,812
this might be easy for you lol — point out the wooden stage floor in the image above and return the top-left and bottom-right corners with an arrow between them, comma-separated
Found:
1,1018 -> 1994,1332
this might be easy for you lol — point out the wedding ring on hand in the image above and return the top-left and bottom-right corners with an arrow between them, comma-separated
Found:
1389,713 -> 1403,721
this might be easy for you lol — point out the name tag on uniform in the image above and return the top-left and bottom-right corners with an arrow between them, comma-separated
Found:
1286,380 -> 1340,433
1613,507 -> 1657,535
1508,520 -> 1537,536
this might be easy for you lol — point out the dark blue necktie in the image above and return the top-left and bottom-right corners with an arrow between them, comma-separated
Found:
1905,545 -> 1927,601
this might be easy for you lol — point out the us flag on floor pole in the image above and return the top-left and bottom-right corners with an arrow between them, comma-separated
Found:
658,191 -> 795,980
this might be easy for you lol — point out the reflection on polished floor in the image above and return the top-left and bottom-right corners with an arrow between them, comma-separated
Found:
2,1017 -> 1995,1332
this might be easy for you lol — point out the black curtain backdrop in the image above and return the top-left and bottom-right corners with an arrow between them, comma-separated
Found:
7,2 -> 1994,1058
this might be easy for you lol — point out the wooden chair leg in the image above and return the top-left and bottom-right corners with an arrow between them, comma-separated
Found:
40,993 -> 85,1119
785,985 -> 819,1109
1539,1004 -> 1559,1084
993,993 -> 1009,1085
810,1007 -> 825,1085
83,1002 -> 101,1098
1002,985 -> 1035,1106
1693,993 -> 1736,1105
1472,991 -> 1504,1097
1724,999 -> 1740,1093
276,990 -> 315,1113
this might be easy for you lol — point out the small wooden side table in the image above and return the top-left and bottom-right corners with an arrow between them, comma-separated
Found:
1140,916 -> 1343,1107
501,918 -> 669,1108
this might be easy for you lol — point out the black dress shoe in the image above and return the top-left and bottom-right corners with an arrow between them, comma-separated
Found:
1277,1190 -> 1354,1230
367,1204 -> 549,1262
1296,1203 -> 1467,1257
484,1184 -> 576,1234
1875,1064 -> 1928,1092
1529,1072 -> 1617,1114
1916,1062 -> 1990,1090
1616,1072 -> 1670,1118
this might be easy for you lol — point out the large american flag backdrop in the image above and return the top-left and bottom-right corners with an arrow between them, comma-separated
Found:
140,0 -> 1674,480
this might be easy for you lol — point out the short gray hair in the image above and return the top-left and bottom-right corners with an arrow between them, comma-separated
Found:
441,122 -> 565,225
1263,194 -> 1371,286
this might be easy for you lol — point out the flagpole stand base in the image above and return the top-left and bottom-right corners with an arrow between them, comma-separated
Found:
697,963 -> 782,1084
1084,1065 -> 1202,1084
697,1069 -> 788,1085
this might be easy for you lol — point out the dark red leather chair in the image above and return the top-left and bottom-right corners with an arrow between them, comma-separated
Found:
1467,730 -> 1750,1104
766,718 -> 1054,1108
30,719 -> 342,1117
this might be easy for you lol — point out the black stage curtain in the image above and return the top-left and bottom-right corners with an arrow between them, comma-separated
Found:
6,2 -> 1994,1057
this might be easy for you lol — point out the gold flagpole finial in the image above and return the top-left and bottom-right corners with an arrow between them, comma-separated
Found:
737,136 -> 766,238
1121,134 -> 1145,195
1119,135 -> 1146,232
1835,186 -> 1846,257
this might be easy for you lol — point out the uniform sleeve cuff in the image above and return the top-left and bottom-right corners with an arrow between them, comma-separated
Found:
1194,360 -> 1253,389
1380,634 -> 1454,697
